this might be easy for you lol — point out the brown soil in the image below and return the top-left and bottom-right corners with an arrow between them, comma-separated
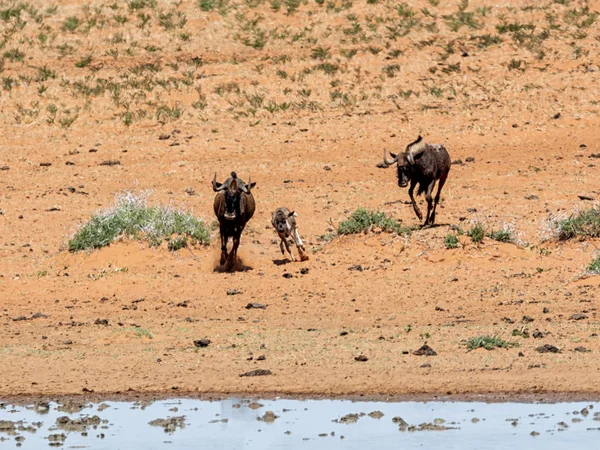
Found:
1,0 -> 600,400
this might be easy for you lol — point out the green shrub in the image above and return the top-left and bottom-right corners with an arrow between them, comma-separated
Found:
338,208 -> 408,235
445,234 -> 459,249
588,255 -> 600,274
62,16 -> 80,32
69,192 -> 210,251
467,222 -> 485,243
466,335 -> 518,351
488,228 -> 513,243
167,236 -> 188,251
555,207 -> 600,240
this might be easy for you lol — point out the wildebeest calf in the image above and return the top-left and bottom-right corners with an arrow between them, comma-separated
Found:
271,207 -> 309,262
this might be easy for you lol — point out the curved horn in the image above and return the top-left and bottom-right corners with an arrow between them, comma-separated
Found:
382,149 -> 398,166
212,173 -> 227,192
240,175 -> 251,193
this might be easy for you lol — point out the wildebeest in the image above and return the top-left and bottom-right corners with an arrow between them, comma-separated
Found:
212,172 -> 256,271
381,136 -> 451,226
271,207 -> 309,262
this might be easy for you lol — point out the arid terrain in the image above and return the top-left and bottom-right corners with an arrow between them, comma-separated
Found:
1,0 -> 600,400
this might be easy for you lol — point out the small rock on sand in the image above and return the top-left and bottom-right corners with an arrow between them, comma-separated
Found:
240,369 -> 272,377
413,345 -> 437,356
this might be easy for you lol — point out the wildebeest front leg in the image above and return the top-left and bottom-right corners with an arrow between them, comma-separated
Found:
408,179 -> 422,221
219,222 -> 228,266
430,172 -> 448,225
278,232 -> 295,261
283,237 -> 295,261
424,180 -> 437,226
226,233 -> 240,271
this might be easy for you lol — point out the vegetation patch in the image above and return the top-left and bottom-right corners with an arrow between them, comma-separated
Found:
466,335 -> 518,351
554,207 -> 600,241
338,208 -> 409,235
69,192 -> 210,252
444,233 -> 459,249
588,255 -> 600,274
488,227 -> 514,243
467,222 -> 485,243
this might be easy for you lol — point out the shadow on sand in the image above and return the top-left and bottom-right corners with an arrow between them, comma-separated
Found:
272,258 -> 292,266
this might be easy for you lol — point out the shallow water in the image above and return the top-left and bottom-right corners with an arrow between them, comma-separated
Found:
1,398 -> 599,449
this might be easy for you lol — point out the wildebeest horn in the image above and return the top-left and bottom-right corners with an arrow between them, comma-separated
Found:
212,172 -> 227,192
382,149 -> 398,166
240,175 -> 252,193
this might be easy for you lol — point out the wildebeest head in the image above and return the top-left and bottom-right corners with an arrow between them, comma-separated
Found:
382,136 -> 426,188
272,208 -> 295,234
213,172 -> 256,220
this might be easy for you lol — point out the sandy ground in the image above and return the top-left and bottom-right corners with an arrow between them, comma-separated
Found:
1,0 -> 600,399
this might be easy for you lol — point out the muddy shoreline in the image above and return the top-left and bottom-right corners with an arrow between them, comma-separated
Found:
2,0 -> 600,409
4,390 -> 600,406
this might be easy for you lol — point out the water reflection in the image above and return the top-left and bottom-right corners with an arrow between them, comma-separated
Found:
0,398 -> 598,449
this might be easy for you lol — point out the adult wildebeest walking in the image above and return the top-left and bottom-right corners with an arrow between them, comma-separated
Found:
212,172 -> 256,271
381,136 -> 450,226
271,207 -> 309,262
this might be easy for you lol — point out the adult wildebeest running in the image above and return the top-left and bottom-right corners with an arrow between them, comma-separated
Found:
213,172 -> 256,271
271,207 -> 309,262
381,136 -> 450,226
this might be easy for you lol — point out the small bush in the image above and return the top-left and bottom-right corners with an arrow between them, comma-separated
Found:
69,192 -> 210,251
167,236 -> 188,251
555,207 -> 600,240
338,208 -> 408,235
75,55 -> 92,68
589,255 -> 600,274
466,335 -> 518,351
488,228 -> 513,243
62,16 -> 80,32
467,222 -> 485,243
3,48 -> 24,62
444,234 -> 459,249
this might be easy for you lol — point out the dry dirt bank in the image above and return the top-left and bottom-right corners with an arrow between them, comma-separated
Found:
1,0 -> 600,398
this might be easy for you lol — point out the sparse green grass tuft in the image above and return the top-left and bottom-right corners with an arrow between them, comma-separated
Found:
75,55 -> 92,68
555,207 -> 600,241
338,208 -> 409,235
488,227 -> 513,243
62,16 -> 80,32
167,235 -> 188,251
588,255 -> 600,274
466,335 -> 518,351
4,48 -> 25,62
69,192 -> 210,252
467,222 -> 485,243
445,234 -> 459,249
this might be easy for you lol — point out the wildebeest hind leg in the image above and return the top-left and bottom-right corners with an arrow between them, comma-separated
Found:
430,172 -> 447,225
424,180 -> 436,226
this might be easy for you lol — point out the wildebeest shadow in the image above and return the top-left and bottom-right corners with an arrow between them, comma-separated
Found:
272,258 -> 292,266
420,222 -> 451,230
